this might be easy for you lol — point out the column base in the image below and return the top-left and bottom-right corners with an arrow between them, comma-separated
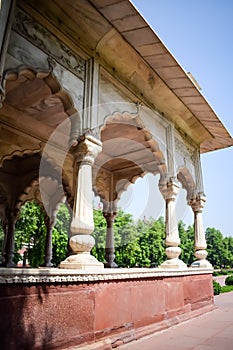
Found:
104,261 -> 118,268
42,262 -> 54,268
59,252 -> 104,271
159,258 -> 187,269
191,259 -> 213,269
2,260 -> 16,268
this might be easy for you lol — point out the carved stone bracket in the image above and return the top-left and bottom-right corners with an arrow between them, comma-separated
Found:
175,137 -> 195,161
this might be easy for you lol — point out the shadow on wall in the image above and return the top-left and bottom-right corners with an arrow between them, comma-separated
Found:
0,283 -> 54,350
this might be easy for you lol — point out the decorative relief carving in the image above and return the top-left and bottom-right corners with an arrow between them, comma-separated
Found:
12,8 -> 85,80
82,126 -> 102,140
175,137 -> 195,161
0,268 -> 212,284
73,135 -> 102,165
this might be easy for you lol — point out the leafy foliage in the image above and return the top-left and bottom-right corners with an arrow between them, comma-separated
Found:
179,221 -> 194,265
13,201 -> 69,267
15,201 -> 46,266
51,204 -> 70,266
213,269 -> 233,276
92,209 -> 106,262
225,275 -> 233,286
220,285 -> 233,293
213,280 -> 221,295
1,201 -> 233,269
206,228 -> 226,268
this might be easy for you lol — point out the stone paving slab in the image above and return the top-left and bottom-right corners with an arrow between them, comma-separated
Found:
119,291 -> 233,350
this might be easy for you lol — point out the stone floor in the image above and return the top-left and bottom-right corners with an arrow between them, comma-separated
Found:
119,291 -> 233,350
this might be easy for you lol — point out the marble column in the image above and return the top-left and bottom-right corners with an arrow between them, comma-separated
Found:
190,194 -> 212,268
159,179 -> 187,269
43,215 -> 55,267
60,135 -> 104,271
3,209 -> 18,267
0,220 -> 7,265
103,210 -> 117,268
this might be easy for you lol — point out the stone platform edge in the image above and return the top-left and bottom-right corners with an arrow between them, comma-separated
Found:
61,303 -> 216,350
0,267 -> 213,284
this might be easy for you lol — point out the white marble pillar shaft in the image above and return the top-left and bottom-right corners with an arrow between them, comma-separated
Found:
159,179 -> 187,269
60,135 -> 104,270
190,195 -> 212,268
71,162 -> 94,235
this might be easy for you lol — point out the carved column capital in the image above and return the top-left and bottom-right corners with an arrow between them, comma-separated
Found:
102,200 -> 118,214
6,207 -> 20,223
72,134 -> 102,165
103,211 -> 117,228
189,193 -> 206,213
44,214 -> 55,230
159,178 -> 180,201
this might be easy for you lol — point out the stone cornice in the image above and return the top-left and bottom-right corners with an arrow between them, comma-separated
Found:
0,267 -> 213,284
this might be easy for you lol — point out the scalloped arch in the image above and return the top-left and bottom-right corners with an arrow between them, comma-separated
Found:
3,152 -> 73,212
177,167 -> 196,201
100,111 -> 167,178
93,111 -> 167,202
0,147 -> 42,168
3,66 -> 77,116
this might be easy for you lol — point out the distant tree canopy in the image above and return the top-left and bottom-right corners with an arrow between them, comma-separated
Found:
0,201 -> 232,268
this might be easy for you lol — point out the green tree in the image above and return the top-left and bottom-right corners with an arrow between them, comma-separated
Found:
114,209 -> 140,267
137,217 -> 165,267
92,209 -> 106,262
206,227 -> 226,268
222,236 -> 233,268
179,222 -> 194,265
7,201 -> 233,270
51,204 -> 70,266
92,208 -> 142,267
14,201 -> 70,267
15,201 -> 46,266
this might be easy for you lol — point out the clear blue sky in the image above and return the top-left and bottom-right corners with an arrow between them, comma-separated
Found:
119,0 -> 233,236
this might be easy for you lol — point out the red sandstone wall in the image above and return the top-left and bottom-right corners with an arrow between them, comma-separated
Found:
0,273 -> 214,350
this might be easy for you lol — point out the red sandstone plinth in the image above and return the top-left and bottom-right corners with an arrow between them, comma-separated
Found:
0,268 -> 214,350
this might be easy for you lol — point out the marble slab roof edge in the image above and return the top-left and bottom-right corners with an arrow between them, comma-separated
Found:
89,0 -> 233,154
